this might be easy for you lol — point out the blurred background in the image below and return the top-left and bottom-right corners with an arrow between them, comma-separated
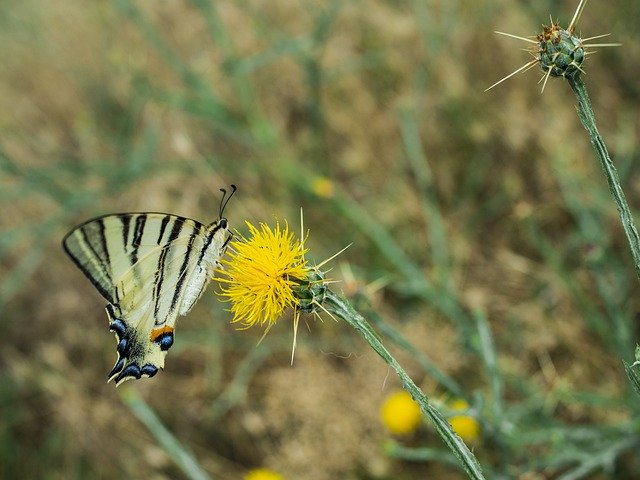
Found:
2,0 -> 640,478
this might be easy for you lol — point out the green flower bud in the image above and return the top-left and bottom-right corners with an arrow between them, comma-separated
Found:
537,23 -> 585,79
292,268 -> 327,314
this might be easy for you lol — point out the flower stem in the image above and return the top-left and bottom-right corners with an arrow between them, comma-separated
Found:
323,290 -> 486,480
567,75 -> 640,280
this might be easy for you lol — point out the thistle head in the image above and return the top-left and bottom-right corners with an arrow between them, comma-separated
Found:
214,221 -> 317,329
485,0 -> 619,92
214,218 -> 339,362
537,22 -> 585,80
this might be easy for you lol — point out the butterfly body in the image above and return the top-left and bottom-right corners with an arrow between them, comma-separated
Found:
63,212 -> 231,385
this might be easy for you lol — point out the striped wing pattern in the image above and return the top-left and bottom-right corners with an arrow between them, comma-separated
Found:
63,213 -> 230,385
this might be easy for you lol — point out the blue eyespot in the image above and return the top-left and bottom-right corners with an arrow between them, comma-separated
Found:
156,332 -> 174,351
119,364 -> 142,380
109,319 -> 127,336
117,338 -> 129,355
141,364 -> 159,378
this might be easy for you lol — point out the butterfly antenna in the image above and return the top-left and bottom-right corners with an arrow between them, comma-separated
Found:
219,184 -> 237,218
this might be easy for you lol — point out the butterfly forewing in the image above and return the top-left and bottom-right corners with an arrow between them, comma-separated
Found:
63,212 -> 230,386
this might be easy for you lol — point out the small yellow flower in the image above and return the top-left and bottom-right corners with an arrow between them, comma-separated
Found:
380,390 -> 422,435
448,399 -> 480,443
311,176 -> 335,199
216,221 -> 311,328
244,468 -> 283,480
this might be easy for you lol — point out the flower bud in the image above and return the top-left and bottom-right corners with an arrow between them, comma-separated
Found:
537,23 -> 585,79
292,269 -> 327,314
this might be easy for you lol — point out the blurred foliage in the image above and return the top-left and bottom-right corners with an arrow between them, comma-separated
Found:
2,0 -> 640,478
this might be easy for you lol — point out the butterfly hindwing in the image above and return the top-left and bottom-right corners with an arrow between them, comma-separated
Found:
107,231 -> 216,384
63,212 -> 230,385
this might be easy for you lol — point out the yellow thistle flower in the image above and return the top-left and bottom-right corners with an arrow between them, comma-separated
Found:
215,220 -> 330,360
448,399 -> 481,443
216,221 -> 312,328
244,468 -> 284,480
380,390 -> 422,435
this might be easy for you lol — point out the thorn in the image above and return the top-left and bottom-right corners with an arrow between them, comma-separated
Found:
257,323 -> 274,346
314,299 -> 338,322
291,311 -> 300,365
494,31 -> 538,44
540,66 -> 553,93
584,43 -> 622,48
299,207 -> 308,257
316,243 -> 352,269
568,0 -> 589,34
581,33 -> 611,42
485,59 -> 539,92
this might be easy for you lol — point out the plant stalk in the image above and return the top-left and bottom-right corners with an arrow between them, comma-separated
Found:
324,290 -> 486,480
567,75 -> 640,280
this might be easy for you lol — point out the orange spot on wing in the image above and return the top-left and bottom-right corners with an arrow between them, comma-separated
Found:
150,326 -> 174,342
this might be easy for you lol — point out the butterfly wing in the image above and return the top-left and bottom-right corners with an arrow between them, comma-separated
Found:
63,213 -> 229,385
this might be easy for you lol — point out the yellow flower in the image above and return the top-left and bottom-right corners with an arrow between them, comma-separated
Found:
448,399 -> 480,443
244,468 -> 283,480
216,221 -> 312,328
380,390 -> 422,435
311,176 -> 335,199
215,220 -> 332,362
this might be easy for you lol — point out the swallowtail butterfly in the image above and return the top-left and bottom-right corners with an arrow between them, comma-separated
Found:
62,186 -> 236,385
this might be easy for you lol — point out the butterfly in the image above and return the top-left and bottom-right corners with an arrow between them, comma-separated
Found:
62,185 -> 236,386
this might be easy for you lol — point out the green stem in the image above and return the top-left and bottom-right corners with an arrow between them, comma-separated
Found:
323,290 -> 486,480
121,389 -> 211,480
567,75 -> 640,280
